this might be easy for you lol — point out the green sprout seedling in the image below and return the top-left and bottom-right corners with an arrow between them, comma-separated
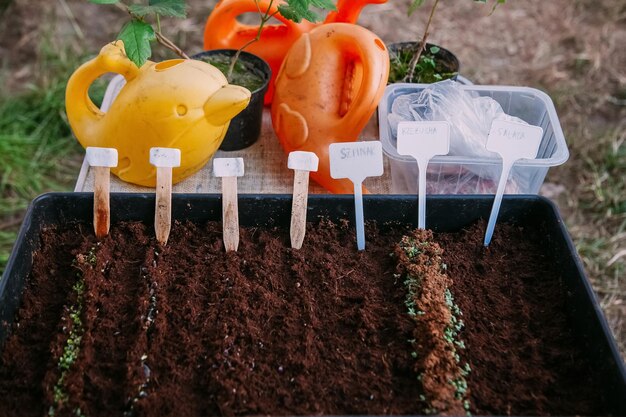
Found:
393,0 -> 506,83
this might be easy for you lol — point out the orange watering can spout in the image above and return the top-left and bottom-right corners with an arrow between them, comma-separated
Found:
324,0 -> 389,24
204,0 -> 387,105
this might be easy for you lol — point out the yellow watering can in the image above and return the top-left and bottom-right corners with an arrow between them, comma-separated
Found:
65,41 -> 251,187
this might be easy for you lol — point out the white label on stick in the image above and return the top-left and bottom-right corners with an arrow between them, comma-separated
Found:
150,147 -> 181,168
288,151 -> 319,172
86,147 -> 118,168
397,121 -> 450,161
329,141 -> 383,251
397,121 -> 450,230
329,141 -> 383,183
486,119 -> 543,161
213,157 -> 245,177
483,119 -> 543,246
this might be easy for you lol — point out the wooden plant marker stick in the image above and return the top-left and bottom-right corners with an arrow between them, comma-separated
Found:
86,147 -> 118,238
329,141 -> 383,250
397,121 -> 450,230
213,158 -> 245,252
149,147 -> 181,246
483,119 -> 543,246
288,151 -> 319,249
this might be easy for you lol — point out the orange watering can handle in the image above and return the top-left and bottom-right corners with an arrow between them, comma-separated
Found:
333,33 -> 389,133
204,0 -> 303,48
325,0 -> 388,24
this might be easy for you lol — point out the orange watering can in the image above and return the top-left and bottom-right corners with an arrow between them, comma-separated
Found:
204,0 -> 388,104
271,23 -> 389,194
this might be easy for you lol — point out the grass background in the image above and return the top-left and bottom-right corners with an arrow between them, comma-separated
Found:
0,0 -> 624,357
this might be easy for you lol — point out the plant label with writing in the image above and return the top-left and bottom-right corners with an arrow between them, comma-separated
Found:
397,121 -> 450,229
329,141 -> 383,250
86,147 -> 118,238
214,158 -> 245,252
288,151 -> 319,249
150,147 -> 181,246
484,119 -> 543,246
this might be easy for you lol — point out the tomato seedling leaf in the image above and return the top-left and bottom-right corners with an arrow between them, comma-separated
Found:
129,0 -> 187,18
278,0 -> 336,23
117,19 -> 156,68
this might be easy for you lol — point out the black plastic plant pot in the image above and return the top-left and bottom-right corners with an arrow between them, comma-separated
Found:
387,41 -> 460,84
193,50 -> 271,151
1,194 -> 626,416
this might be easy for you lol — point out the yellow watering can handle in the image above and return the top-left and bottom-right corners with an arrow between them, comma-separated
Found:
66,41 -> 140,142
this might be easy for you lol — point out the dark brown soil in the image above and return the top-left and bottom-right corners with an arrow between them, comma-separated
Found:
438,221 -> 610,416
0,219 -> 613,416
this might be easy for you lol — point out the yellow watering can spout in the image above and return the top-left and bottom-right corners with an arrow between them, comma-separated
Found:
204,85 -> 251,126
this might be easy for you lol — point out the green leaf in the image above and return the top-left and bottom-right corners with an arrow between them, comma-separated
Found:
129,0 -> 187,18
429,46 -> 440,54
117,19 -> 156,68
310,0 -> 336,11
88,0 -> 119,4
408,0 -> 425,16
278,0 -> 336,23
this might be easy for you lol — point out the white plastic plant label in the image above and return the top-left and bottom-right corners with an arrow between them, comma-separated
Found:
288,151 -> 319,172
329,141 -> 383,251
329,141 -> 383,183
484,119 -> 543,246
397,121 -> 451,230
486,119 -> 543,161
149,147 -> 181,168
86,147 -> 118,168
397,121 -> 451,162
213,157 -> 245,178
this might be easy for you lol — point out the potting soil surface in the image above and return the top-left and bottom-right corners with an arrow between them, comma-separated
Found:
0,220 -> 610,416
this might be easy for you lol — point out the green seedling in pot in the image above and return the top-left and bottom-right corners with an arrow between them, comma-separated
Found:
390,0 -> 506,83
221,0 -> 337,84
204,0 -> 342,101
87,0 -> 190,68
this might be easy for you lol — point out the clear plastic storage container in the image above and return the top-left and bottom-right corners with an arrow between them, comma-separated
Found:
378,83 -> 569,194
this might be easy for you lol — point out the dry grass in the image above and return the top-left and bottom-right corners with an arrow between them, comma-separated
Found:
0,0 -> 624,356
